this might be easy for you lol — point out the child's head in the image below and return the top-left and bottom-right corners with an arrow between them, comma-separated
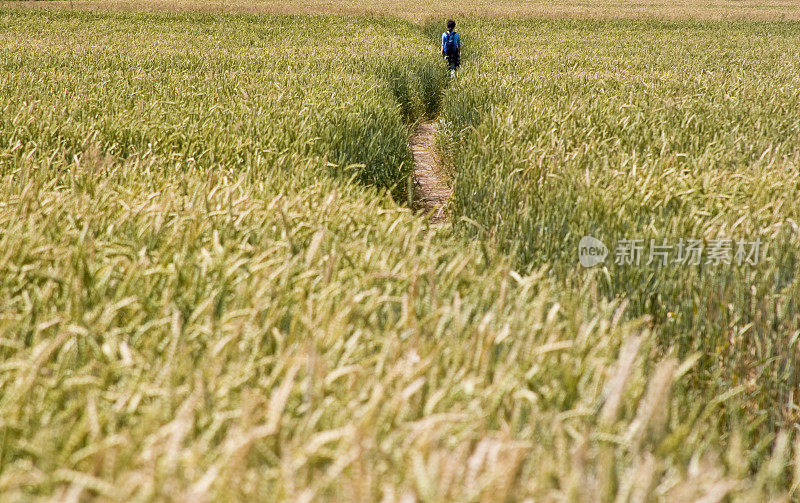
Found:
447,19 -> 456,31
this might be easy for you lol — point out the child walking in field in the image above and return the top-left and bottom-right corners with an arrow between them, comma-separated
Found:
441,19 -> 461,79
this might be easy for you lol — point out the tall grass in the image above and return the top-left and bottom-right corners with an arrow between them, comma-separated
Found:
441,18 -> 800,429
0,7 -> 798,501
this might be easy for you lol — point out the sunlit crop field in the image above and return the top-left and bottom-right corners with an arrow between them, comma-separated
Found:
9,0 -> 800,20
441,17 -> 800,428
2,3 -> 800,501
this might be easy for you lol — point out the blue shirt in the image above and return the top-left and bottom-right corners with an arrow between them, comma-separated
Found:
441,31 -> 461,51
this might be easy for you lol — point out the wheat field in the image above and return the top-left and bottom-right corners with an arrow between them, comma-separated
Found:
1,2 -> 800,501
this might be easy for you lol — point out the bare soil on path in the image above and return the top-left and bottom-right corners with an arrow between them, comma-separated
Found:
410,121 -> 451,224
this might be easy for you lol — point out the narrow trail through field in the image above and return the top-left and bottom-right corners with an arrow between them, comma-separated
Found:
410,121 -> 451,223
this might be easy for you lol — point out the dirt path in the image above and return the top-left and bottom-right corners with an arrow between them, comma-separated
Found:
410,121 -> 451,223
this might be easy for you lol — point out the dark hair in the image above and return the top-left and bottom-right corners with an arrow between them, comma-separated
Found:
447,19 -> 456,31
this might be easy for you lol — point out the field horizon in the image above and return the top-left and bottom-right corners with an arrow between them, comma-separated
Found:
7,0 -> 800,20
